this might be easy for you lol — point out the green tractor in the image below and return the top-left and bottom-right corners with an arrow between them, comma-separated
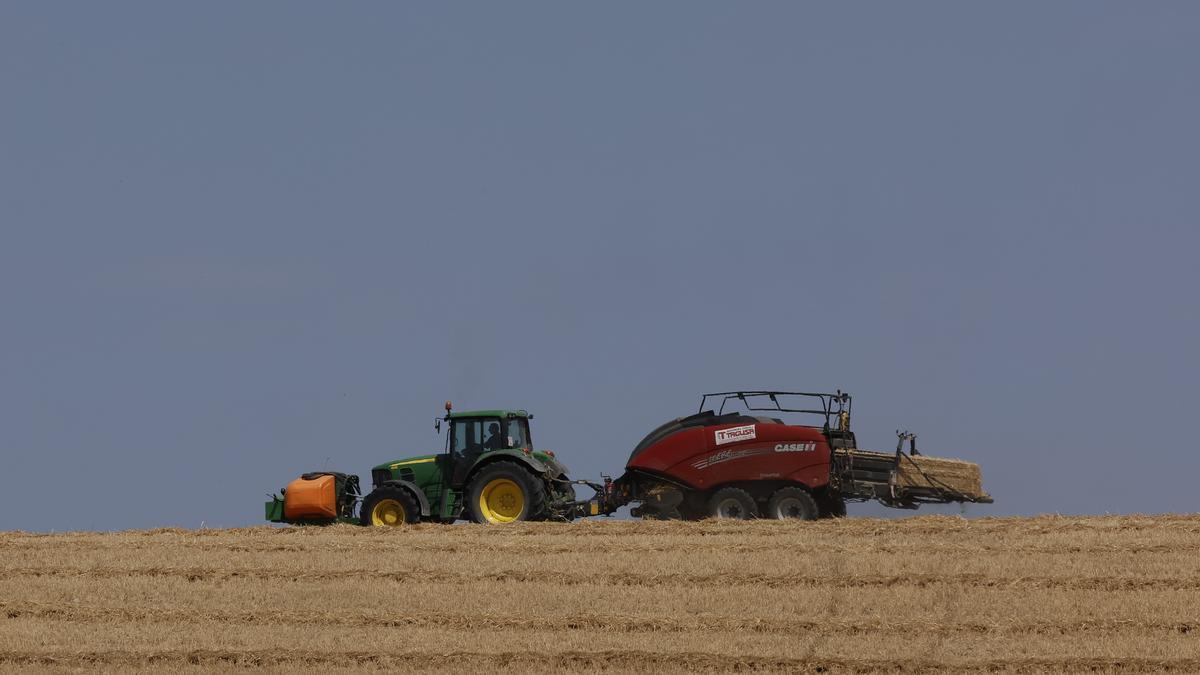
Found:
361,402 -> 604,526
261,398 -> 604,526
265,402 -> 609,527
361,402 -> 602,526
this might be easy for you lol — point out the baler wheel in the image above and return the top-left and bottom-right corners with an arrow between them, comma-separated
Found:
818,493 -> 847,519
707,487 -> 758,520
361,486 -> 420,527
766,487 -> 819,520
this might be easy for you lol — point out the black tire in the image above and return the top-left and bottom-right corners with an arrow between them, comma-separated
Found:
466,461 -> 547,524
360,486 -> 421,527
818,492 -> 847,519
766,487 -> 819,520
707,487 -> 758,520
634,506 -> 682,520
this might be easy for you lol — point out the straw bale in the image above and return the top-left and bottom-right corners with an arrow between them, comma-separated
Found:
841,449 -> 986,498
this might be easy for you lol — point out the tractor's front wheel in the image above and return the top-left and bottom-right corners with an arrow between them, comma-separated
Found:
467,461 -> 546,524
361,486 -> 421,527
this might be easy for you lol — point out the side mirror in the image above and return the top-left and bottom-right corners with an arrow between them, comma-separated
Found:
434,419 -> 442,433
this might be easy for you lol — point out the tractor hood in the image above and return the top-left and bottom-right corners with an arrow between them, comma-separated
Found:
373,455 -> 438,471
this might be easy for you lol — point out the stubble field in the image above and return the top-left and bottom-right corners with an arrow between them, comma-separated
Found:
2,515 -> 1199,673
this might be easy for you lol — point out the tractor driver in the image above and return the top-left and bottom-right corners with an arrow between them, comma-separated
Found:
484,422 -> 504,450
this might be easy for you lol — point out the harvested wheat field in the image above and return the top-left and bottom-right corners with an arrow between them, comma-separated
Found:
3,516 -> 1200,673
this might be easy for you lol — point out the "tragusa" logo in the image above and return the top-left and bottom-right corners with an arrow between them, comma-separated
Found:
714,424 -> 756,445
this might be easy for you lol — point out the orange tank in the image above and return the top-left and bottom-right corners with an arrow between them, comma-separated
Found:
283,474 -> 337,520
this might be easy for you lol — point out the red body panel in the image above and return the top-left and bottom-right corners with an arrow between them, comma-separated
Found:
626,421 -> 832,491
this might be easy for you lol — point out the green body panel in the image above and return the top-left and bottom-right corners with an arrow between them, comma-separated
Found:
531,450 -> 566,474
375,455 -> 445,487
476,448 -> 552,474
265,497 -> 284,522
371,455 -> 440,511
439,490 -> 461,519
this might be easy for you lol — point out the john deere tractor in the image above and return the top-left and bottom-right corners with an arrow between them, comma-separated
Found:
359,402 -> 603,526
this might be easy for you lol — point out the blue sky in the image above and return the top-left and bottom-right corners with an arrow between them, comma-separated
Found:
2,3 -> 1198,530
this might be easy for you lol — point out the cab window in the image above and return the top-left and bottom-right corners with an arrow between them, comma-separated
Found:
452,419 -> 482,456
452,418 -> 503,456
505,418 -> 530,449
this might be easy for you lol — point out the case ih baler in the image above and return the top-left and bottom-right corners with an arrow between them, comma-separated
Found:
266,391 -> 991,526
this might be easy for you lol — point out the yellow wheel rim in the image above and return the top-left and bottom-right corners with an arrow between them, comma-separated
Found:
370,498 -> 406,527
479,478 -> 525,523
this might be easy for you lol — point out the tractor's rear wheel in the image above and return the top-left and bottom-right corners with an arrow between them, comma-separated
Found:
467,461 -> 547,524
766,487 -> 819,520
361,486 -> 420,527
707,487 -> 758,520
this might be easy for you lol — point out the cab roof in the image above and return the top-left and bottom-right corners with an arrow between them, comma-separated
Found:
447,409 -> 530,419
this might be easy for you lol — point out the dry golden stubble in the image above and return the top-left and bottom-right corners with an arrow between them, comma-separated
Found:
2,516 -> 1200,673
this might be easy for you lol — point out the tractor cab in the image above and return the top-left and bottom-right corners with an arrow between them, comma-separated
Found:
444,409 -> 534,486
363,402 -> 571,525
